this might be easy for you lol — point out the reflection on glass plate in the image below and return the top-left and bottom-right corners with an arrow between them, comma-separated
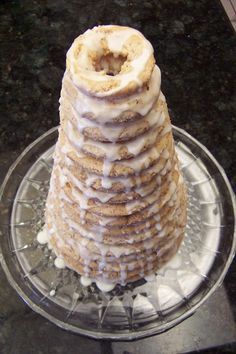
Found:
0,126 -> 235,340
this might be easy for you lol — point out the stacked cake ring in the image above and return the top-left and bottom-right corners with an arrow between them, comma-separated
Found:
44,25 -> 187,290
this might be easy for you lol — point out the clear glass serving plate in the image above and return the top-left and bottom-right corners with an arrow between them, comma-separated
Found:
0,126 -> 235,340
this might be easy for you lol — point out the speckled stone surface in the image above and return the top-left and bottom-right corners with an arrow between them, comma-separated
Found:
0,0 -> 235,353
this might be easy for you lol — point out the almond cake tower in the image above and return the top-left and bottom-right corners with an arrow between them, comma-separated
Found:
45,25 -> 187,288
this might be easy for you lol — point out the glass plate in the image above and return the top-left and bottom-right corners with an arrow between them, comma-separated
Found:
0,126 -> 235,340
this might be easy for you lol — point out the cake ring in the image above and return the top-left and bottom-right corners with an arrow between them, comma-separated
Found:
66,25 -> 156,98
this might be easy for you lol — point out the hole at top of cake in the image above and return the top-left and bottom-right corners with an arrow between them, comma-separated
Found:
94,53 -> 127,76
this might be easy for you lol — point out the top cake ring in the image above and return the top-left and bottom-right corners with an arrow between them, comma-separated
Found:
66,25 -> 156,98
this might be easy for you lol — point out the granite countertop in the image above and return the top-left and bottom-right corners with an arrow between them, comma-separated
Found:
0,0 -> 235,353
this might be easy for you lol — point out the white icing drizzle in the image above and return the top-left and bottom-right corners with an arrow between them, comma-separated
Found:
156,238 -> 177,257
60,144 -> 71,156
125,198 -> 146,215
162,149 -> 169,159
156,175 -> 162,185
59,188 -> 73,204
85,174 -> 98,187
96,280 -> 115,292
160,124 -> 172,136
80,209 -> 86,224
120,263 -> 127,284
54,257 -> 66,269
154,213 -> 161,222
64,166 -> 116,203
71,187 -> 89,209
97,124 -> 123,143
167,254 -> 182,269
98,215 -> 115,226
101,176 -> 113,189
102,159 -> 112,177
37,228 -> 49,244
55,165 -> 68,187
68,218 -> 104,243
120,145 -> 160,173
80,276 -> 92,287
